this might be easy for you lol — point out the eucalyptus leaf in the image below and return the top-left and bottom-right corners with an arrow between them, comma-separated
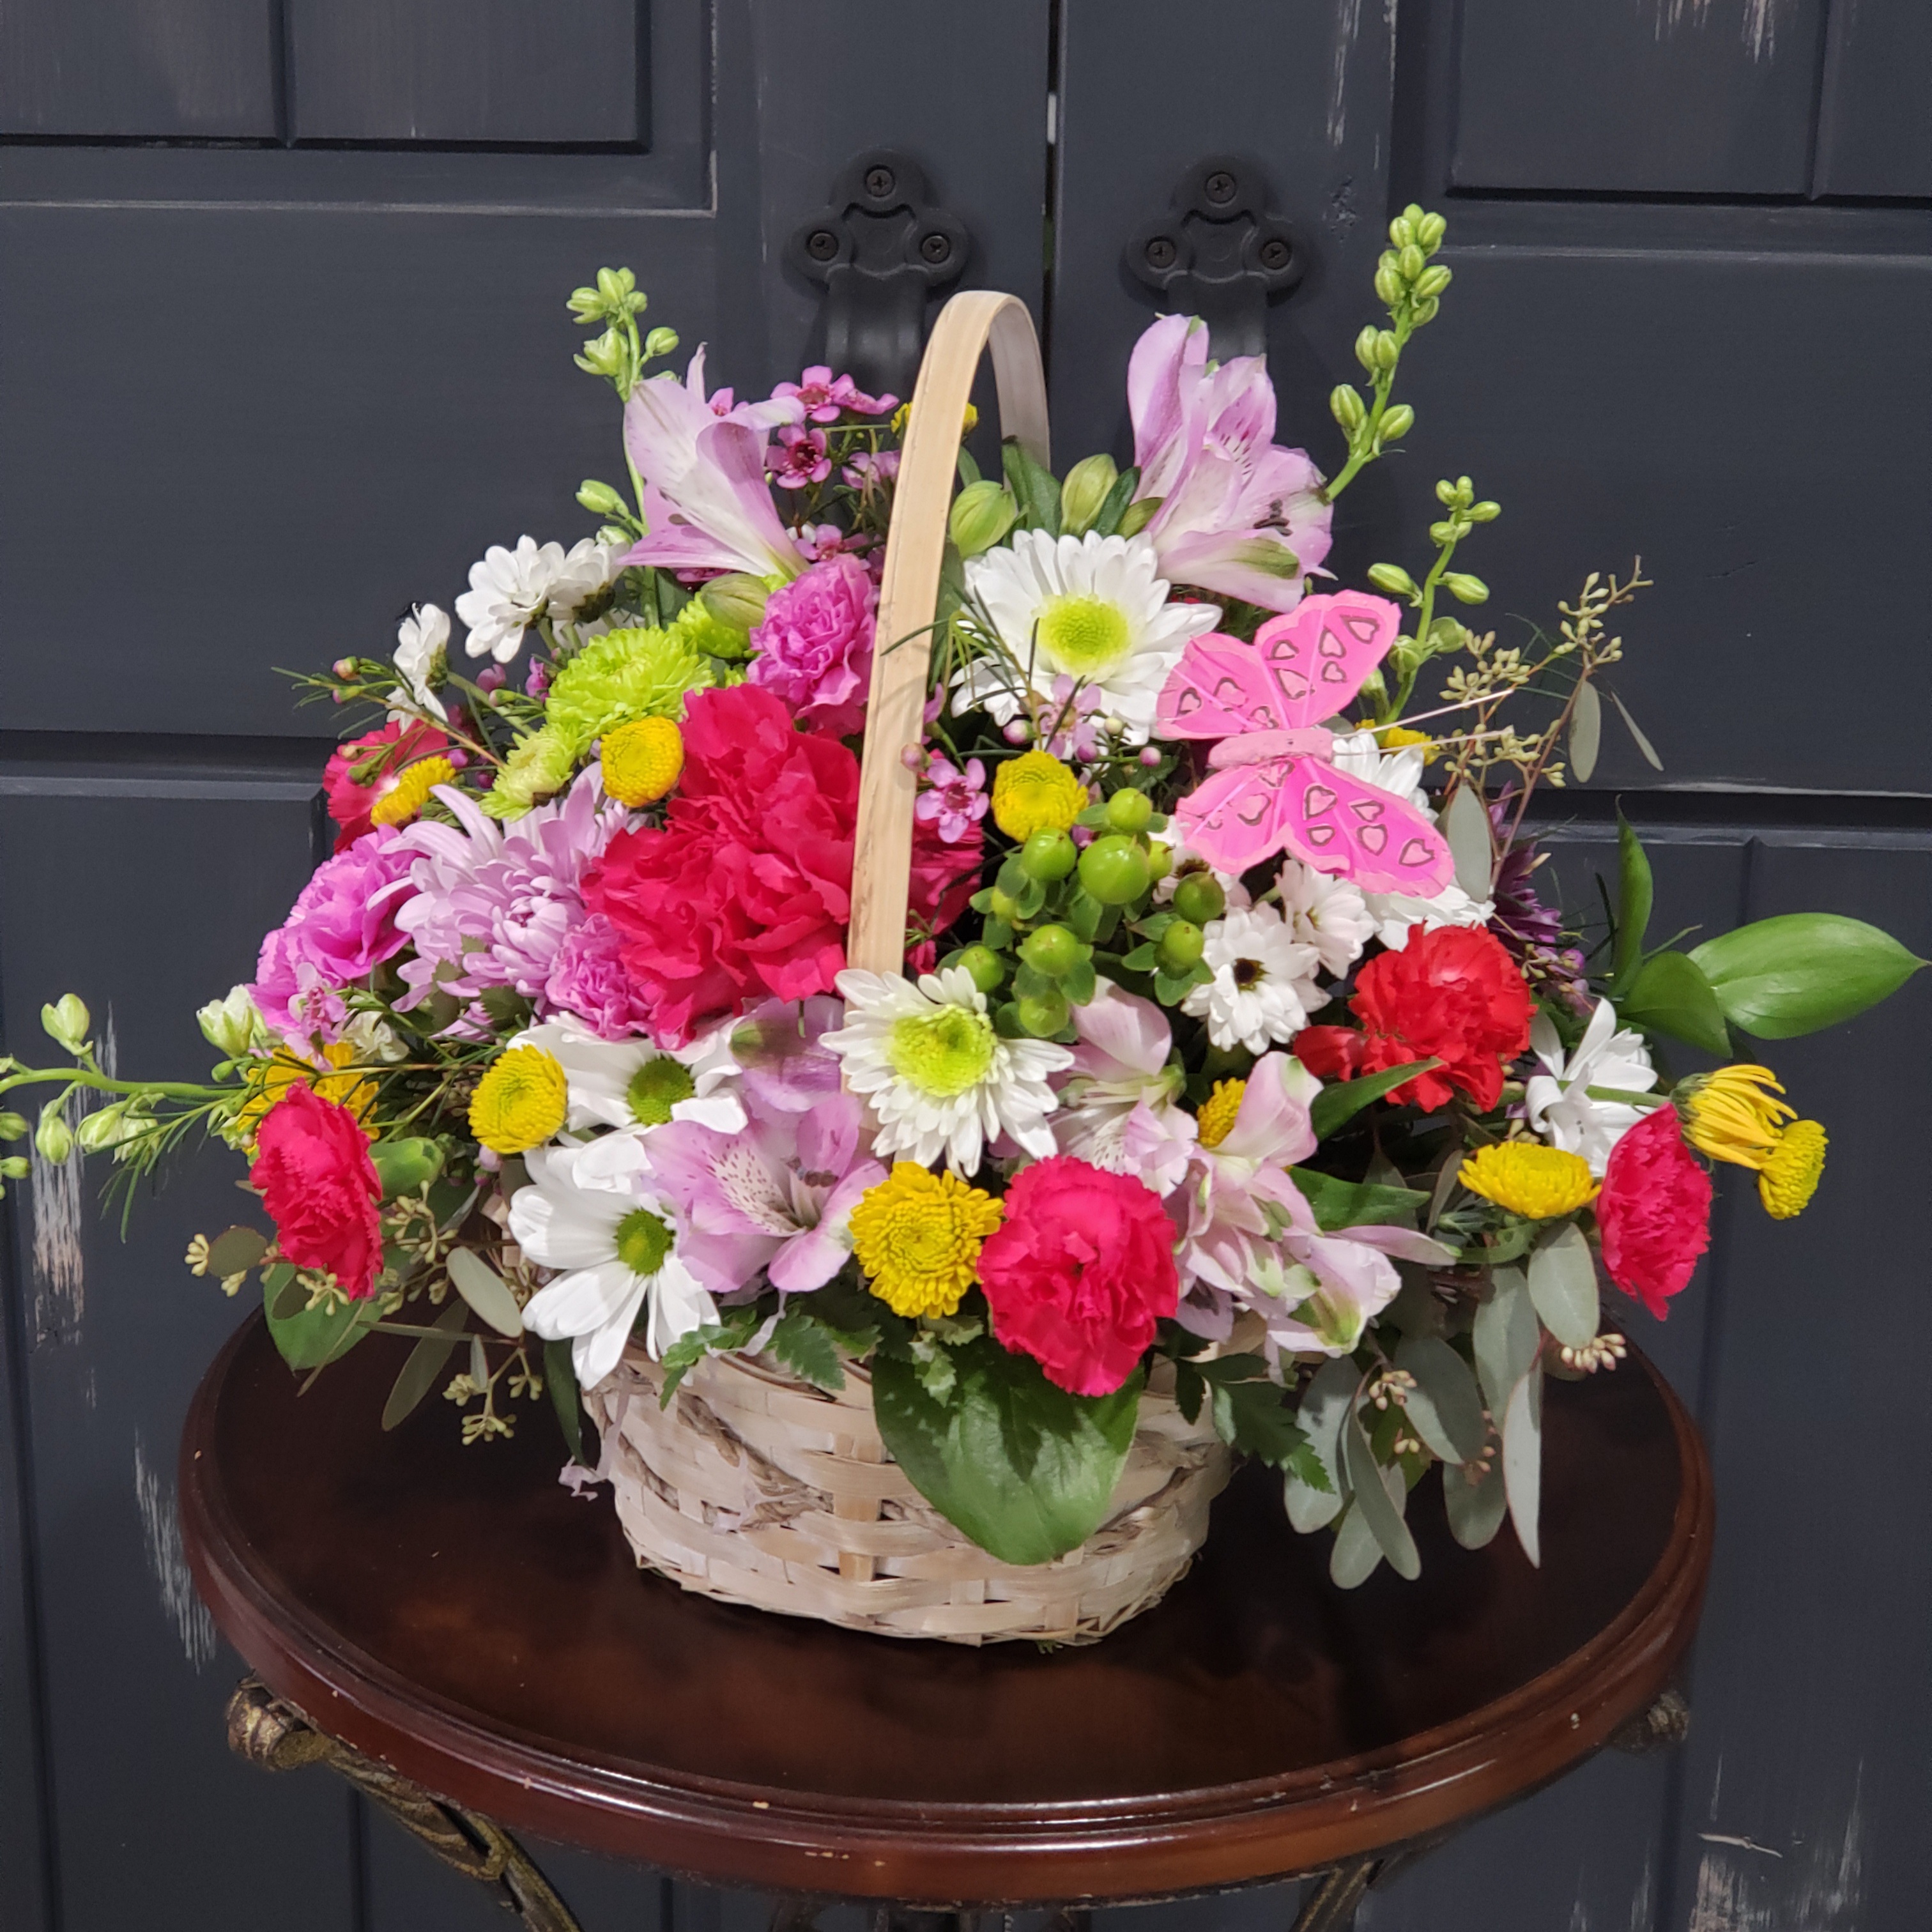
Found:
468,1333 -> 489,1388
1527,1223 -> 1599,1350
1328,1499 -> 1384,1589
1439,783 -> 1494,903
1342,1416 -> 1420,1580
1285,1358 -> 1356,1532
1309,1057 -> 1443,1139
446,1247 -> 524,1338
1472,1266 -> 1539,1422
264,1268 -> 381,1372
1612,812 -> 1653,994
1568,680 -> 1602,784
871,1340 -> 1140,1565
1621,950 -> 1731,1057
265,1263 -> 306,1322
1393,1335 -> 1487,1464
206,1225 -> 269,1277
544,1337 -> 586,1464
1689,913 -> 1926,1040
1443,1451 -> 1508,1550
381,1298 -> 471,1431
1609,689 -> 1664,770
1502,1363 -> 1544,1567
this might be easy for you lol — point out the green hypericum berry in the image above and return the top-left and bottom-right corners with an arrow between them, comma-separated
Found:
1170,872 -> 1225,926
1020,925 -> 1081,979
1016,988 -> 1070,1036
1105,788 -> 1153,833
1018,829 -> 1077,882
986,886 -> 1020,920
956,945 -> 1005,994
1158,919 -> 1205,971
1077,834 -> 1151,907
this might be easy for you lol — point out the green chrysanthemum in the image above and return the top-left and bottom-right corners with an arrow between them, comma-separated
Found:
544,625 -> 710,755
481,726 -> 576,820
668,593 -> 753,664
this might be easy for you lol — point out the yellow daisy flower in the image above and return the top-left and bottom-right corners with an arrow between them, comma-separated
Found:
1460,1143 -> 1599,1220
1678,1065 -> 1795,1168
1758,1119 -> 1827,1218
234,1041 -> 379,1146
469,1046 -> 569,1155
850,1162 -> 1004,1320
601,716 -> 684,807
369,755 -> 457,828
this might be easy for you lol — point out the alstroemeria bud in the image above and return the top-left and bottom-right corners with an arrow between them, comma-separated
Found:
949,479 -> 1017,558
644,326 -> 680,360
42,995 -> 89,1055
1058,454 -> 1119,537
75,1105 -> 130,1154
197,985 -> 263,1059
698,573 -> 769,635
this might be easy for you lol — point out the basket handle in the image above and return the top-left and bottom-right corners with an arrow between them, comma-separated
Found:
846,291 -> 1050,976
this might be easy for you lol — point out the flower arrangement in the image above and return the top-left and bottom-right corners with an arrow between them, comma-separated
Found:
5,218 -> 1922,1598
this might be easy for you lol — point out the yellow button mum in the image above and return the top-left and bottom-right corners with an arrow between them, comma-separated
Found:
992,750 -> 1087,841
601,716 -> 684,808
236,1041 -> 379,1146
1677,1064 -> 1795,1168
369,756 -> 457,827
1460,1143 -> 1598,1220
1758,1119 -> 1827,1218
469,1046 -> 569,1155
851,1162 -> 1004,1319
1196,1078 -> 1246,1150
1368,723 -> 1438,763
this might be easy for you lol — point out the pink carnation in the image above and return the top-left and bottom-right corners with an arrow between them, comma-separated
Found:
543,914 -> 657,1040
746,555 -> 876,738
250,829 -> 416,1043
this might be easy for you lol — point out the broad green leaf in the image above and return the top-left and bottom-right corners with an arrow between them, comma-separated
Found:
1609,688 -> 1664,771
1393,1335 -> 1487,1464
765,1308 -> 847,1393
1001,436 -> 1062,535
1568,680 -> 1602,784
1527,1223 -> 1599,1350
1310,1057 -> 1443,1139
1689,913 -> 1927,1040
1444,1451 -> 1508,1550
1620,949 -> 1731,1057
381,1298 -> 471,1430
1328,1499 -> 1384,1589
446,1248 -> 523,1338
1473,1266 -> 1538,1421
206,1225 -> 268,1277
1501,1363 -> 1544,1567
264,1262 -> 306,1321
1342,1415 -> 1420,1580
1285,1358 -> 1356,1532
1196,1356 -> 1312,1469
1087,463 -> 1140,539
544,1337 -> 586,1464
1289,1168 -> 1427,1233
369,1136 -> 444,1201
1440,783 -> 1494,903
265,1268 -> 381,1371
871,1340 -> 1141,1565
1612,812 -> 1653,993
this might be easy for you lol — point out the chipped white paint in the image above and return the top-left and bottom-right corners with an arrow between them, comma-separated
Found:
1626,1848 -> 1653,1932
133,1434 -> 218,1670
29,1091 -> 84,1346
1647,0 -> 1715,43
1327,0 -> 1365,148
1740,0 -> 1784,60
1644,0 -> 1787,59
1689,1762 -> 1866,1931
1701,1832 -> 1783,1857
1568,1896 -> 1591,1932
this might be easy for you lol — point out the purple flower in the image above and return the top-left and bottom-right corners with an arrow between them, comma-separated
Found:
1488,810 -> 1567,963
726,996 -> 847,1116
768,425 -> 831,491
841,448 -> 900,490
392,769 -> 626,1030
1034,675 -> 1106,762
913,755 -> 988,845
544,914 -> 654,1039
250,829 -> 417,1045
745,554 -> 876,738
772,365 -> 897,423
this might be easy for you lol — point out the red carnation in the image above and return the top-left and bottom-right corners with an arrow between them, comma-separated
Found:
1294,925 -> 1535,1112
249,1084 -> 385,1300
976,1157 -> 1179,1397
1594,1106 -> 1712,1319
586,684 -> 973,1044
323,719 -> 452,851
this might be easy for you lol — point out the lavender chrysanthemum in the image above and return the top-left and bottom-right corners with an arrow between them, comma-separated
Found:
394,769 -> 628,1028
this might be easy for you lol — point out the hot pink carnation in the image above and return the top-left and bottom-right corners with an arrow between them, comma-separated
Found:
322,719 -> 451,852
1595,1106 -> 1713,1319
746,554 -> 876,737
976,1156 -> 1180,1397
250,829 -> 416,1043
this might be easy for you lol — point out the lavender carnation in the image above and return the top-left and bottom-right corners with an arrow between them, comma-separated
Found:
746,553 -> 875,737
544,914 -> 654,1039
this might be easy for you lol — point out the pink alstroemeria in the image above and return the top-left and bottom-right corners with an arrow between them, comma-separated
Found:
1248,1218 -> 1452,1360
1126,314 -> 1333,613
726,997 -> 848,1116
643,1089 -> 885,1298
1052,984 -> 1199,1197
622,347 -> 807,581
773,366 -> 898,422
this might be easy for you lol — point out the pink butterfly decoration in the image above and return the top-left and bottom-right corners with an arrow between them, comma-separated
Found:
1154,590 -> 1455,894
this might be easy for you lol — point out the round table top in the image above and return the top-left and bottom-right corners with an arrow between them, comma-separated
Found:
181,1313 -> 1711,1907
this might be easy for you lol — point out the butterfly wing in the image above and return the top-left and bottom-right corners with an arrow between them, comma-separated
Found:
1171,760 -> 1298,875
1252,590 -> 1402,728
1155,635 -> 1288,740
1279,762 -> 1456,896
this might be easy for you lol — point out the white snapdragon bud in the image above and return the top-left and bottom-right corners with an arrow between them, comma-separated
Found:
41,995 -> 90,1055
197,984 -> 268,1059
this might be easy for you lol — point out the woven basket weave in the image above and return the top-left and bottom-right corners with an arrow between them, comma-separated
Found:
583,1348 -> 1233,1644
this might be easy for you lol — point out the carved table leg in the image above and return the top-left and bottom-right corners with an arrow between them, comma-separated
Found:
1290,1857 -> 1379,1932
227,1678 -> 581,1932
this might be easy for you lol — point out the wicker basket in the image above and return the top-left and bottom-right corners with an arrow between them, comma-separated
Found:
582,293 -> 1227,1643
583,1349 -> 1233,1644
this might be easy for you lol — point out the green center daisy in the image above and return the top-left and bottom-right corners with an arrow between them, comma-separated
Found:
887,1006 -> 996,1099
627,1055 -> 696,1126
1036,594 -> 1132,677
614,1207 -> 675,1277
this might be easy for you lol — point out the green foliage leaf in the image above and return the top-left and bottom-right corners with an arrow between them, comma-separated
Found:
1342,1414 -> 1420,1580
765,1308 -> 847,1393
1194,1355 -> 1314,1471
1501,1362 -> 1544,1566
1285,1357 -> 1355,1531
264,1268 -> 381,1371
1309,1059 -> 1443,1139
1087,462 -> 1140,539
369,1136 -> 445,1201
206,1225 -> 269,1276
544,1337 -> 586,1464
1568,680 -> 1602,785
1689,913 -> 1926,1039
445,1247 -> 524,1338
1393,1334 -> 1487,1464
871,1339 -> 1141,1565
1001,436 -> 1062,535
1620,949 -> 1730,1055
657,1303 -> 764,1406
381,1298 -> 471,1430
1289,1168 -> 1427,1232
1612,813 -> 1653,993
1527,1222 -> 1599,1350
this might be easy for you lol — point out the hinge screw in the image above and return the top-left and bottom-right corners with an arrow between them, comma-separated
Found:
919,232 -> 953,265
806,229 -> 839,262
1144,236 -> 1179,271
1204,169 -> 1237,204
864,165 -> 896,199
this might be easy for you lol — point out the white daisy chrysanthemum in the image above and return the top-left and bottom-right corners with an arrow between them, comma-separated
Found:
954,530 -> 1221,744
1182,905 -> 1322,1054
1273,859 -> 1376,978
510,1018 -> 744,1137
510,1133 -> 716,1388
1150,831 -> 1251,913
1524,997 -> 1659,1176
391,602 -> 449,721
457,535 -> 622,663
823,967 -> 1073,1176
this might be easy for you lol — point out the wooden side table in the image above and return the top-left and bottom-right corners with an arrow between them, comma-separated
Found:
180,1315 -> 1711,1931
